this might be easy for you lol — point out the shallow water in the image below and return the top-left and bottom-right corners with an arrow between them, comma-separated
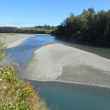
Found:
6,34 -> 56,65
6,34 -> 110,110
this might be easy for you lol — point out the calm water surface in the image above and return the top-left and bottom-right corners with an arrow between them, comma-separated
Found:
32,82 -> 110,110
7,34 -> 110,110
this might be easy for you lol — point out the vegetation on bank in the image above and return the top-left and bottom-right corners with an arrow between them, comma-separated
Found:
0,25 -> 55,34
0,65 -> 48,110
0,41 -> 48,110
52,8 -> 110,47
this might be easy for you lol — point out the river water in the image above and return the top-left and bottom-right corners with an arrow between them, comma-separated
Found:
6,34 -> 56,65
6,34 -> 110,110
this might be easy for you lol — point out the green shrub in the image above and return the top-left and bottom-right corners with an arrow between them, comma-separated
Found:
0,66 -> 48,110
0,66 -> 16,82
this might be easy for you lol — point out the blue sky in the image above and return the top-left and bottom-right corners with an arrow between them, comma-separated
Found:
0,0 -> 110,27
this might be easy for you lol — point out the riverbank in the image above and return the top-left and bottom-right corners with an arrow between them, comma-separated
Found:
60,40 -> 110,59
30,80 -> 110,91
0,33 -> 34,48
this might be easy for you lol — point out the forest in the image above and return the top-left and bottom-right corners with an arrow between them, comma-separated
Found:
52,8 -> 110,47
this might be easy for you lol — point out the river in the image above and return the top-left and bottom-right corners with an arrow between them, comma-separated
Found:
6,34 -> 110,110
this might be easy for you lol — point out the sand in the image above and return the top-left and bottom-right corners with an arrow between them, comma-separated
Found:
26,43 -> 110,87
0,33 -> 33,48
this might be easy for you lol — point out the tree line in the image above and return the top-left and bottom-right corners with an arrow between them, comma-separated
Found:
0,25 -> 55,34
52,8 -> 110,47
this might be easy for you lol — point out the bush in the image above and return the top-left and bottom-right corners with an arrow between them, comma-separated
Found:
0,65 -> 48,110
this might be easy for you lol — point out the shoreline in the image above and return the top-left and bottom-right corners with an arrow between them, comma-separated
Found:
7,37 -> 29,48
29,79 -> 110,90
0,33 -> 35,48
